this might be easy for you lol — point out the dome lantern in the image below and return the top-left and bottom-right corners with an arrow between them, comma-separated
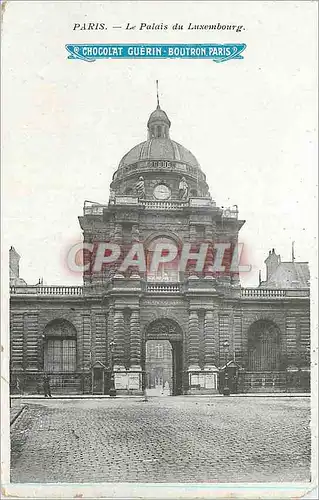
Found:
147,80 -> 171,139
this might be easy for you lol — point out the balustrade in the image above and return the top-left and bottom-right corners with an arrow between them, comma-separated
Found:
84,197 -> 216,213
10,285 -> 83,296
141,199 -> 187,211
241,288 -> 309,298
146,282 -> 181,293
83,202 -> 105,215
221,207 -> 239,219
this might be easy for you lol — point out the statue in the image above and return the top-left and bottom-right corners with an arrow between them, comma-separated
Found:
179,176 -> 189,200
163,381 -> 170,396
136,176 -> 145,199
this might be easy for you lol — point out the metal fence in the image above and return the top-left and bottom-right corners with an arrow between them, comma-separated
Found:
10,372 -> 92,395
239,370 -> 310,393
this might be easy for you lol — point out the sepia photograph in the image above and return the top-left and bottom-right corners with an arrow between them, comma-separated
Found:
1,1 -> 317,498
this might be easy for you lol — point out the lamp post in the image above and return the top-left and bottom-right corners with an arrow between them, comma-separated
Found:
109,341 -> 116,397
223,340 -> 230,396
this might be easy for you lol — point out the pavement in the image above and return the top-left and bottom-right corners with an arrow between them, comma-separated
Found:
10,396 -> 311,484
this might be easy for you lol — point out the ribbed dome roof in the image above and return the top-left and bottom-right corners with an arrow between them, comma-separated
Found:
119,138 -> 200,168
147,106 -> 171,127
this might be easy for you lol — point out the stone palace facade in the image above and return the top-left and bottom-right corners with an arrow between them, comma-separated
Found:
10,102 -> 311,395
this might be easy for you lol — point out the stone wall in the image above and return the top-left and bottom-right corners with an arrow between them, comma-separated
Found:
10,287 -> 310,395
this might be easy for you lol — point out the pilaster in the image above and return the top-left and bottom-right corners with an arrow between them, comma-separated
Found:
129,308 -> 142,370
188,309 -> 200,370
204,309 -> 216,369
113,307 -> 125,370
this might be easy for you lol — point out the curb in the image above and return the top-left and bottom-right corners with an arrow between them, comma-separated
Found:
10,393 -> 310,400
10,405 -> 26,426
10,395 -> 142,400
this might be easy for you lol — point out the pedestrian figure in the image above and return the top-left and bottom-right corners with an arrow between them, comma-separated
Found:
43,374 -> 52,398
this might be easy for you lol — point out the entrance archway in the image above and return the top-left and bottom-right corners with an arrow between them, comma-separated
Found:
144,319 -> 183,396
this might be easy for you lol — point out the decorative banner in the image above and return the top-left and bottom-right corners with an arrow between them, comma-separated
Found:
65,43 -> 246,63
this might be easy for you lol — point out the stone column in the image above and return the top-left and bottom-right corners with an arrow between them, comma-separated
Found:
11,313 -> 24,372
108,222 -> 115,240
204,244 -> 214,279
128,308 -> 142,392
188,309 -> 200,370
113,308 -> 125,370
204,309 -> 216,369
203,309 -> 218,391
230,237 -> 241,286
106,306 -> 114,365
130,309 -> 141,370
114,223 -> 122,243
189,225 -> 197,243
131,224 -> 140,242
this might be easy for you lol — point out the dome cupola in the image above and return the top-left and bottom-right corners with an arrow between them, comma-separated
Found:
147,103 -> 171,139
147,81 -> 171,139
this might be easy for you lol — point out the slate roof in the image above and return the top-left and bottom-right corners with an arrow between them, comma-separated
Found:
260,262 -> 310,289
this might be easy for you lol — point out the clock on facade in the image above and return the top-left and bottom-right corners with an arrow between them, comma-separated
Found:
153,184 -> 171,200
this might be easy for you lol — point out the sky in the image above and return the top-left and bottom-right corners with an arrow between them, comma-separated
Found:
2,1 -> 317,287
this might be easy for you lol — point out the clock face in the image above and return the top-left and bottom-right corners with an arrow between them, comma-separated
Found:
153,184 -> 171,200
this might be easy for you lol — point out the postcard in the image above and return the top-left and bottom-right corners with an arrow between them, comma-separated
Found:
1,1 -> 318,498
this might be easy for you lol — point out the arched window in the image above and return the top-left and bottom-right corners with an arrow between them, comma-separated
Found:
43,320 -> 77,373
247,320 -> 280,371
189,189 -> 198,197
125,187 -> 133,195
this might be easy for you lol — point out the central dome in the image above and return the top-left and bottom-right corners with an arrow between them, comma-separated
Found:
119,138 -> 200,169
111,101 -> 209,197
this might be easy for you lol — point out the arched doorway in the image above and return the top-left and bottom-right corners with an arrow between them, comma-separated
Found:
247,319 -> 280,371
144,318 -> 183,396
43,319 -> 78,394
43,319 -> 77,372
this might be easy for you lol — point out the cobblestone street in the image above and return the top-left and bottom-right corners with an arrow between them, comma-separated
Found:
10,396 -> 310,483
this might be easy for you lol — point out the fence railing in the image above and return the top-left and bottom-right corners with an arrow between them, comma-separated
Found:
239,370 -> 310,393
10,371 -> 90,395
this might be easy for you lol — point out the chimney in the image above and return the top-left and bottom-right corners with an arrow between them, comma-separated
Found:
9,246 -> 20,281
264,248 -> 281,281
